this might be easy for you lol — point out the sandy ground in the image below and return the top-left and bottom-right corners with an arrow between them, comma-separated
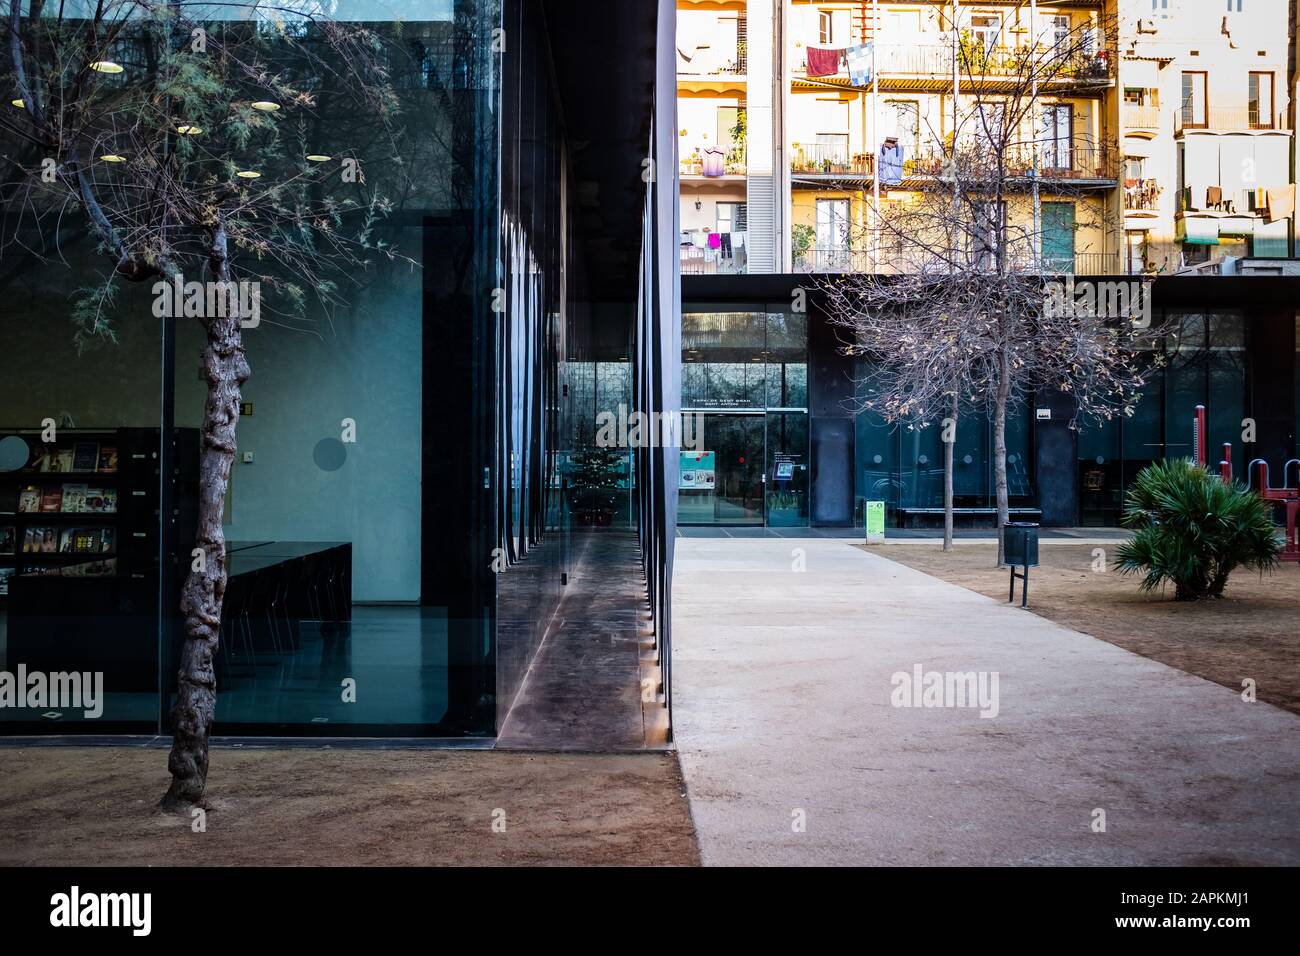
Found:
867,542 -> 1300,715
0,747 -> 699,866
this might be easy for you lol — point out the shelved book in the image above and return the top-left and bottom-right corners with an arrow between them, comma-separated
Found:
21,527 -> 59,553
40,487 -> 63,512
97,447 -> 118,473
18,486 -> 41,513
58,527 -> 114,555
72,442 -> 99,471
0,567 -> 13,596
19,558 -> 116,579
0,525 -> 14,553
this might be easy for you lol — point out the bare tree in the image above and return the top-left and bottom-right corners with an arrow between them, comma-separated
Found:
2,0 -> 411,806
820,10 -> 1161,560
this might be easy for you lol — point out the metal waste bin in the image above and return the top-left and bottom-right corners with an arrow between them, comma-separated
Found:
1004,522 -> 1040,568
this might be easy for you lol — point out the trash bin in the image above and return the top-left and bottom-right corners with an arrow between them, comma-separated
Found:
1004,522 -> 1039,568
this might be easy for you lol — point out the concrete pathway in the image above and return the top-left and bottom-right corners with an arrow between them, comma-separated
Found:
672,538 -> 1300,866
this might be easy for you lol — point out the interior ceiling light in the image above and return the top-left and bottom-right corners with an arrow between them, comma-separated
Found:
89,61 -> 124,74
250,101 -> 280,112
175,125 -> 203,135
306,154 -> 332,162
99,154 -> 126,163
11,99 -> 24,108
235,170 -> 261,179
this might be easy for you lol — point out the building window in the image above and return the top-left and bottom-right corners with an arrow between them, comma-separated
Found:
1180,71 -> 1207,127
1125,156 -> 1146,181
970,14 -> 1001,56
1248,71 -> 1274,128
1227,1 -> 1243,11
716,202 -> 747,234
818,10 -> 833,44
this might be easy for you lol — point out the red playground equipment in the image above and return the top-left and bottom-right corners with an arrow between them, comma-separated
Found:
1194,404 -> 1300,564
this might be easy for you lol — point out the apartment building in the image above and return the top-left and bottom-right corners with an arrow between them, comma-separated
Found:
1120,0 -> 1295,273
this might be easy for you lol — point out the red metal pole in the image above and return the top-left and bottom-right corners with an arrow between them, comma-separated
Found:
1193,405 -> 1207,467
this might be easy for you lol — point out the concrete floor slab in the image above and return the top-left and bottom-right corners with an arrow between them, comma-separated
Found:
672,538 -> 1300,866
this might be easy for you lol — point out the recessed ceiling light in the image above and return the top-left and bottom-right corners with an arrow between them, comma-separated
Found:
175,124 -> 203,135
10,98 -> 23,108
99,154 -> 126,163
89,61 -> 123,74
235,170 -> 261,178
250,101 -> 280,112
306,154 -> 332,162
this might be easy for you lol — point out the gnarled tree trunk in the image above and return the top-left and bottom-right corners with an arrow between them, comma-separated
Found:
162,224 -> 249,808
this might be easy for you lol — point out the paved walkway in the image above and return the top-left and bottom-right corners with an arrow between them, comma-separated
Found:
497,530 -> 668,750
673,538 -> 1300,866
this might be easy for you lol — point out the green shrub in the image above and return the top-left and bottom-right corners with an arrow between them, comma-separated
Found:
1115,458 -> 1281,600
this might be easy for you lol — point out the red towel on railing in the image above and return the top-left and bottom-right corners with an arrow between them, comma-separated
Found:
806,46 -> 843,77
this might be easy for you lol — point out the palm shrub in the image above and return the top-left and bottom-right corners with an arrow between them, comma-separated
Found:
1115,458 -> 1281,600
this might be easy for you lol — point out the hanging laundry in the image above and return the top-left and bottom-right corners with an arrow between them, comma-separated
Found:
719,233 -> 733,259
806,46 -> 843,77
879,137 -> 905,186
707,232 -> 722,250
1265,184 -> 1295,224
845,43 -> 873,87
701,146 -> 726,177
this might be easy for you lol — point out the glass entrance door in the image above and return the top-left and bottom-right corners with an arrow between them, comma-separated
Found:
679,413 -> 765,525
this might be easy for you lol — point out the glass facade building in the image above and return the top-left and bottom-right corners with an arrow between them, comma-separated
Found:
0,1 -> 678,737
683,275 -> 1300,531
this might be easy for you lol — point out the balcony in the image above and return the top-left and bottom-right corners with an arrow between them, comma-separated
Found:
1122,103 -> 1160,134
896,143 -> 1117,187
680,236 -> 747,275
677,40 -> 747,95
1070,251 -> 1123,275
680,144 -> 746,180
1174,107 -> 1290,135
792,248 -> 872,273
790,144 -> 873,181
1123,178 -> 1162,215
795,41 -> 1112,92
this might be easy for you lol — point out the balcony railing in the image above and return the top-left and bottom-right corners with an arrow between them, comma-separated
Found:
898,143 -> 1117,183
790,144 -> 872,176
681,239 -> 747,275
1123,177 -> 1161,212
1174,106 -> 1289,134
677,45 -> 746,78
792,248 -> 872,273
789,248 -> 1123,276
1122,103 -> 1160,129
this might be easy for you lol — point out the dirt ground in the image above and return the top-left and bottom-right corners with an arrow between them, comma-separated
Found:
0,747 -> 699,866
866,542 -> 1300,716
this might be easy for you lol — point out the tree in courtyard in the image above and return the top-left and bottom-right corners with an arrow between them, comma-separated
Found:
818,9 -> 1163,560
1,0 -> 412,806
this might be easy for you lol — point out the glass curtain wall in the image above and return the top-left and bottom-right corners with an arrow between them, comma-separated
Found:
0,0 -> 506,736
679,308 -> 809,526
1077,310 -> 1248,526
854,375 -> 1034,527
